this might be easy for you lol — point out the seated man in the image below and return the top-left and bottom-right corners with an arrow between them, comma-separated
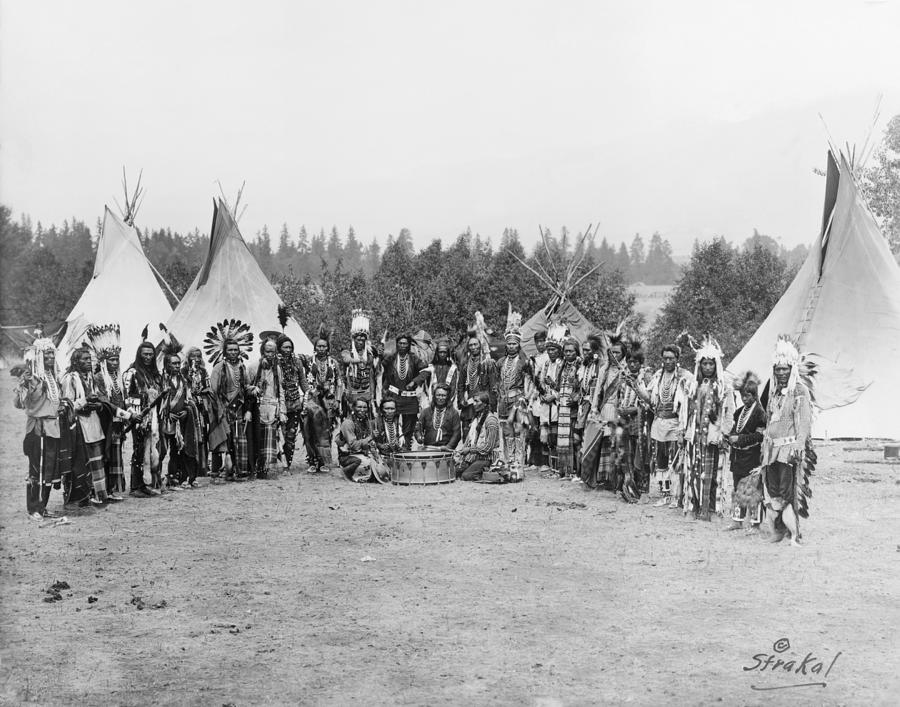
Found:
337,397 -> 388,483
415,384 -> 461,450
455,392 -> 500,481
373,398 -> 411,455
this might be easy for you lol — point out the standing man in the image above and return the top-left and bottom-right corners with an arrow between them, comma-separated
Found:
534,326 -> 566,471
580,331 -> 627,489
458,335 -> 497,440
727,372 -> 767,530
381,333 -> 428,442
123,332 -> 163,496
206,321 -> 255,482
617,340 -> 651,501
526,328 -> 549,468
760,337 -> 814,545
305,327 -> 342,472
647,344 -> 691,507
425,338 -> 459,409
496,311 -> 532,473
159,350 -> 205,488
61,345 -> 108,506
88,323 -> 132,500
415,384 -> 462,450
14,335 -> 65,519
342,309 -> 379,419
555,337 -> 583,478
276,334 -> 308,469
249,337 -> 286,480
684,336 -> 733,521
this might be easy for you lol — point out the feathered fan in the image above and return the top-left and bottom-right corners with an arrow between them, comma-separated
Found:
203,319 -> 254,365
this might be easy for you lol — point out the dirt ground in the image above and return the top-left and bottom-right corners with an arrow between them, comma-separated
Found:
1,374 -> 898,706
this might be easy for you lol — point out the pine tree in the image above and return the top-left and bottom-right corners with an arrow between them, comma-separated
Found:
629,233 -> 646,283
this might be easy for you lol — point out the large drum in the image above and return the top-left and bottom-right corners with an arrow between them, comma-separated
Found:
388,449 -> 456,485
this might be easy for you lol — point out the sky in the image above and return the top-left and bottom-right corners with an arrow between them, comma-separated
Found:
1,0 -> 899,255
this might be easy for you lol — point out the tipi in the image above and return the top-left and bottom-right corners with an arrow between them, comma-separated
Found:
726,151 -> 900,439
514,226 -> 600,356
166,198 -> 313,358
56,204 -> 173,366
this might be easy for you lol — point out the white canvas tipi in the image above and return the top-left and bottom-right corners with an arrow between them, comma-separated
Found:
727,151 -> 900,439
166,198 -> 313,358
56,206 -> 173,366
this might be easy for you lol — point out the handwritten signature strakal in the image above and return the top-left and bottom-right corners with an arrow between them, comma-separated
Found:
743,638 -> 842,691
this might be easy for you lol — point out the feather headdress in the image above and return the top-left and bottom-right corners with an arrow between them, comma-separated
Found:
691,333 -> 724,381
86,323 -> 122,393
768,335 -> 818,404
23,335 -> 59,383
504,303 -> 523,343
546,320 -> 569,347
85,323 -> 121,361
350,308 -> 370,336
467,311 -> 492,355
203,319 -> 254,365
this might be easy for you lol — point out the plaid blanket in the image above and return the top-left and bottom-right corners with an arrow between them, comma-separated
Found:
106,440 -> 126,493
580,419 -> 616,488
85,440 -> 107,501
688,443 -> 719,514
256,420 -> 280,472
231,420 -> 251,476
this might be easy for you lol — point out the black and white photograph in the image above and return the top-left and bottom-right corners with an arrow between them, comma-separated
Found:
1,1 -> 899,705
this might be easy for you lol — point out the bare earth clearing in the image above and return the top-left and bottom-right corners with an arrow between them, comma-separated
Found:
1,375 -> 898,706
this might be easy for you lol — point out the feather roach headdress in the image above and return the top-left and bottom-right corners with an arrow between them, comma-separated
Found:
314,322 -> 332,350
277,304 -> 290,332
203,319 -> 254,365
625,335 -> 644,362
504,303 -> 523,344
607,318 -> 628,348
158,323 -> 183,360
732,370 -> 761,396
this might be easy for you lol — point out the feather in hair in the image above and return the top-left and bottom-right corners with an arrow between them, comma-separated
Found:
277,304 -> 289,331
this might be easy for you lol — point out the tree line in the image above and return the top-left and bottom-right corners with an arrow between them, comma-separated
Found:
0,201 -> 798,367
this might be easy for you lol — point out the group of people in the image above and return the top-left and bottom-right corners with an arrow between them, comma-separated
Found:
14,307 -> 814,545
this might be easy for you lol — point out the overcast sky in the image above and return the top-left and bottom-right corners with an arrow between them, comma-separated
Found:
2,0 -> 898,255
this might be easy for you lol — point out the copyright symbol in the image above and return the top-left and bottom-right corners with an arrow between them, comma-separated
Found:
773,638 -> 790,653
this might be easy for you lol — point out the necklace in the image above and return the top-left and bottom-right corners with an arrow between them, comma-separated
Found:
45,375 -> 59,404
397,355 -> 409,380
661,370 -> 675,402
432,406 -> 446,431
467,357 -> 479,389
502,355 -> 517,389
737,402 -> 753,432
386,418 -> 398,445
